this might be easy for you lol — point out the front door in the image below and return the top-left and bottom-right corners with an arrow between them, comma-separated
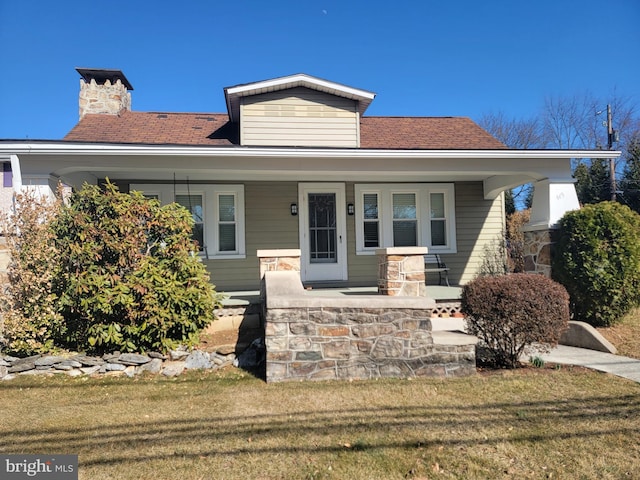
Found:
299,183 -> 348,282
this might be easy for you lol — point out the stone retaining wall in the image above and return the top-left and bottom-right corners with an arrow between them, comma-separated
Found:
264,271 -> 477,382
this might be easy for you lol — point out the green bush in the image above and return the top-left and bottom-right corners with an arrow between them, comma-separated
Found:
461,274 -> 570,369
0,189 -> 65,355
552,201 -> 640,327
49,181 -> 223,353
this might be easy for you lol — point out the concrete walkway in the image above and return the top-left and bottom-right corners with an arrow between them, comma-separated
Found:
532,345 -> 640,384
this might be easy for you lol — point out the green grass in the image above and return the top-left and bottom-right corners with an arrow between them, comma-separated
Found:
1,367 -> 639,479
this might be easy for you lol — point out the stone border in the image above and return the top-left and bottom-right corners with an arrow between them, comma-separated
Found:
0,348 -> 238,381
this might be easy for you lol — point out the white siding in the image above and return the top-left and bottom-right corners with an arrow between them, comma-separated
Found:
240,87 -> 360,147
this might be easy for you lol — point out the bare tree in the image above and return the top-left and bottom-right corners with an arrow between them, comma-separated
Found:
478,112 -> 543,210
478,111 -> 543,149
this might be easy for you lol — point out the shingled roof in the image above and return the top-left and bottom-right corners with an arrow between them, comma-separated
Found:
64,111 -> 506,150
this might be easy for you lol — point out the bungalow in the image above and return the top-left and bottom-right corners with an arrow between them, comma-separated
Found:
0,69 -> 620,292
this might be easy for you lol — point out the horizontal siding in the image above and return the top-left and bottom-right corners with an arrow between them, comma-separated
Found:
443,182 -> 505,285
241,87 -> 359,147
208,181 -> 300,291
123,180 -> 504,291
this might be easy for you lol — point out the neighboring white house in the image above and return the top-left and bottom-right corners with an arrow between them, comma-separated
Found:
0,69 -> 620,291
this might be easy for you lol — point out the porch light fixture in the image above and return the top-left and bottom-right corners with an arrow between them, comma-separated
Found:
347,203 -> 355,215
290,203 -> 298,216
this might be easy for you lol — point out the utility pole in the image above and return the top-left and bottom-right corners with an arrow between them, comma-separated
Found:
607,104 -> 617,201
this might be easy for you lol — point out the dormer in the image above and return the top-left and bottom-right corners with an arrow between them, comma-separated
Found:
224,74 -> 376,148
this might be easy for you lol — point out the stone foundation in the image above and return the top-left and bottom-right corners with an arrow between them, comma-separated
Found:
523,228 -> 554,277
266,306 -> 475,382
263,271 -> 477,382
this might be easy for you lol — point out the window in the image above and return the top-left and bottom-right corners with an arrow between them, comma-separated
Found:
3,163 -> 11,188
392,193 -> 417,246
131,184 -> 245,259
355,183 -> 456,254
430,192 -> 446,246
362,193 -> 380,248
175,194 -> 205,251
217,193 -> 237,252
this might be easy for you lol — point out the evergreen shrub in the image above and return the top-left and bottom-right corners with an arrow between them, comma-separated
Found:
552,201 -> 640,327
461,274 -> 569,368
53,181 -> 223,353
1,181 -> 222,356
0,189 -> 64,355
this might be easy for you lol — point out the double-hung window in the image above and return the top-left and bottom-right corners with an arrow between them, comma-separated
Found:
355,183 -> 456,254
131,184 -> 245,259
175,194 -> 205,251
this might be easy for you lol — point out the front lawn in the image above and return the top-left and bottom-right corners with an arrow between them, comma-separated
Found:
0,367 -> 638,479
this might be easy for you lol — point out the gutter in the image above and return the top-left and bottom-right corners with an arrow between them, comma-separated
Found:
0,143 -> 622,160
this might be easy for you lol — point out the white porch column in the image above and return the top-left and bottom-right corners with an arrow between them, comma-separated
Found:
524,179 -> 580,277
528,179 -> 580,228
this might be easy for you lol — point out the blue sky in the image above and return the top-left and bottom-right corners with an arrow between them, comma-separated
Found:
1,0 -> 638,140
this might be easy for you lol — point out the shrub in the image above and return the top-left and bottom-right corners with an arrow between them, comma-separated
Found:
477,235 -> 509,277
552,201 -> 640,327
52,181 -> 223,353
0,189 -> 65,355
461,273 -> 570,369
506,209 -> 530,273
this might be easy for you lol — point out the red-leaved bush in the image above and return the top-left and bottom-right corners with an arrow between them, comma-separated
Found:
461,273 -> 569,368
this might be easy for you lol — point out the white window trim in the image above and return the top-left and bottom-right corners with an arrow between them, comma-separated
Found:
131,184 -> 246,259
354,183 -> 457,255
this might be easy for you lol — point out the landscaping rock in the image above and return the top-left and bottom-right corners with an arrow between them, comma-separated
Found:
73,355 -> 105,367
161,361 -> 185,377
0,359 -> 10,367
233,338 -> 265,369
104,363 -> 126,372
139,358 -> 163,375
80,366 -> 101,375
124,366 -> 137,378
34,356 -> 66,367
102,352 -> 121,363
66,369 -> 83,377
0,365 -> 8,378
169,350 -> 190,361
2,374 -> 17,381
8,361 -> 36,373
53,364 -> 73,371
215,345 -> 236,356
185,351 -> 212,370
59,359 -> 82,368
118,353 -> 151,365
147,352 -> 167,360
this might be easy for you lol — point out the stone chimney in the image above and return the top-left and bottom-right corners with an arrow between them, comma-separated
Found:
76,68 -> 133,120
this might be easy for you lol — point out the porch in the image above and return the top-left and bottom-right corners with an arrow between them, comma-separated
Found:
214,284 -> 464,335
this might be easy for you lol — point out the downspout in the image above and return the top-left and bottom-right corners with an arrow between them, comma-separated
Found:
10,154 -> 22,191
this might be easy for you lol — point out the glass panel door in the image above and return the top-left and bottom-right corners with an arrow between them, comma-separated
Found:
298,183 -> 347,282
308,193 -> 337,263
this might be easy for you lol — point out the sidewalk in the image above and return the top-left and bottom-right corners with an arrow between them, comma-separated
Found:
532,345 -> 640,384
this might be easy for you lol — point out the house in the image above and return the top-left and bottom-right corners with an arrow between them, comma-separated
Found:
0,69 -> 620,292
